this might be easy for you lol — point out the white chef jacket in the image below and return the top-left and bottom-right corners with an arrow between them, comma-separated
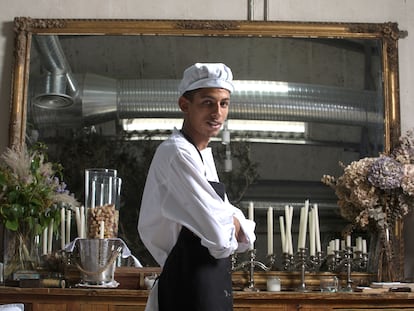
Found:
138,128 -> 256,311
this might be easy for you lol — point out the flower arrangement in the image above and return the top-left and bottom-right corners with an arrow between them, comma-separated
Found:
321,130 -> 414,281
0,142 -> 79,233
321,130 -> 414,232
0,142 -> 79,278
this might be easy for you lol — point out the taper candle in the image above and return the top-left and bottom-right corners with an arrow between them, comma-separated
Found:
80,205 -> 85,238
356,236 -> 362,252
48,219 -> 54,254
286,205 -> 294,255
99,220 -> 105,239
309,208 -> 315,256
60,207 -> 65,249
248,202 -> 254,250
248,202 -> 254,221
346,234 -> 351,248
279,216 -> 286,253
42,227 -> 48,255
75,206 -> 81,238
313,204 -> 321,253
362,239 -> 367,253
298,200 -> 309,249
267,207 -> 274,255
66,209 -> 71,245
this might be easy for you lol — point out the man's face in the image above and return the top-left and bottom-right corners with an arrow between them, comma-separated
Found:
180,88 -> 230,143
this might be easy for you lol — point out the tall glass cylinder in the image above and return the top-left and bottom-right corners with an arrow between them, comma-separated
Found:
84,169 -> 121,239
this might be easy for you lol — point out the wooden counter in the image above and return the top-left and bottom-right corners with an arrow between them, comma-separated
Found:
1,286 -> 414,311
0,267 -> 411,310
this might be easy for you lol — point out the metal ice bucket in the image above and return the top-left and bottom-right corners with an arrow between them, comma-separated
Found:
77,238 -> 122,286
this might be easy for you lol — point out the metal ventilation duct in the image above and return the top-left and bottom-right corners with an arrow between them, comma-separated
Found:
32,35 -> 79,108
30,35 -> 382,128
117,78 -> 380,125
30,73 -> 381,128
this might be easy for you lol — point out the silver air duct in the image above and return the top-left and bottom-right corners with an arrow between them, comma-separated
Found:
30,73 -> 381,128
117,79 -> 380,125
32,35 -> 79,108
29,35 -> 381,129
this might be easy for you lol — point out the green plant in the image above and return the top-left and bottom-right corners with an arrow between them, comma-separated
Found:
0,142 -> 79,235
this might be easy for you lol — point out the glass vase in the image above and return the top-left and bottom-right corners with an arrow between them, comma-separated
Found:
367,227 -> 399,282
3,226 -> 41,281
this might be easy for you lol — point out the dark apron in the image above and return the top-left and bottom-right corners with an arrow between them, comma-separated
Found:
158,180 -> 233,311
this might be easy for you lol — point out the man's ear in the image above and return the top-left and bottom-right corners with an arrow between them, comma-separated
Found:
178,96 -> 189,113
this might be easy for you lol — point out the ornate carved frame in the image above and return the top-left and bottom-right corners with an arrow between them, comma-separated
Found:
10,18 -> 402,150
8,17 -> 405,278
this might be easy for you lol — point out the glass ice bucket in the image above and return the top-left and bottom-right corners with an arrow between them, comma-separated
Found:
77,238 -> 122,286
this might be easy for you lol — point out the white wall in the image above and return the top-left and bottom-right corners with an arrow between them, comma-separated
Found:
0,0 -> 414,277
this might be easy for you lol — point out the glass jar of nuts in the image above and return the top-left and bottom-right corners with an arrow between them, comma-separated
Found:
84,169 -> 122,239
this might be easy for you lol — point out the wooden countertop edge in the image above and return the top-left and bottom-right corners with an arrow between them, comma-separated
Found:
1,286 -> 413,301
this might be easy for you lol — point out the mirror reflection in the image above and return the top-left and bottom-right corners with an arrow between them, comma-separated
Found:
26,31 -> 385,266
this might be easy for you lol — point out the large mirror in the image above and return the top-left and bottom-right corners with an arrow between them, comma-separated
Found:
9,18 -> 402,268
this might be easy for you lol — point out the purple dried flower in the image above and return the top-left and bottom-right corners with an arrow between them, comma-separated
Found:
367,156 -> 403,190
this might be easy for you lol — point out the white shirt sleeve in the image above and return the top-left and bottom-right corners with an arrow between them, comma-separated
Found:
162,147 -> 237,258
138,132 -> 256,263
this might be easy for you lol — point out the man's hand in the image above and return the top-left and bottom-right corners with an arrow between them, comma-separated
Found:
233,216 -> 246,242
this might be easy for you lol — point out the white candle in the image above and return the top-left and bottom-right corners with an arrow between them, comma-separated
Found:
267,207 -> 274,255
286,205 -> 294,255
42,227 -> 48,255
75,206 -> 81,238
328,240 -> 335,255
80,205 -> 85,238
99,220 -> 105,239
362,239 -> 367,254
48,219 -> 54,254
248,202 -> 254,250
248,202 -> 254,221
91,181 -> 96,209
298,200 -> 309,249
60,207 -> 66,249
108,176 -> 113,203
335,239 -> 340,251
66,209 -> 71,245
279,216 -> 286,253
356,236 -> 362,252
313,204 -> 321,253
309,208 -> 315,257
346,234 -> 352,248
100,183 -> 104,206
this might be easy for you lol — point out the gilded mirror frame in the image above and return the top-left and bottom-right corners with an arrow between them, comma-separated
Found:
7,17 -> 405,276
9,18 -> 402,150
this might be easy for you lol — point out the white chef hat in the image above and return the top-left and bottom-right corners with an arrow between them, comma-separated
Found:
178,63 -> 234,96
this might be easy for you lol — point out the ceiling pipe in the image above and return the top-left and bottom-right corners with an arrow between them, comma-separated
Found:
30,73 -> 381,128
32,35 -> 79,108
29,33 -> 382,129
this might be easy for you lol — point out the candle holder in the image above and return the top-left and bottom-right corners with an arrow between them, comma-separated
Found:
342,247 -> 354,292
327,247 -> 369,292
232,248 -> 272,292
281,252 -> 294,271
352,250 -> 369,271
308,251 -> 324,272
295,248 -> 309,292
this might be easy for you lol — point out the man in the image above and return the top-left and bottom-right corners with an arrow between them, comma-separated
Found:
138,63 -> 256,311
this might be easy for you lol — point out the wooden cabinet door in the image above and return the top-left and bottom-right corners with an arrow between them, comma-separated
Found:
32,304 -> 67,311
80,304 -> 110,311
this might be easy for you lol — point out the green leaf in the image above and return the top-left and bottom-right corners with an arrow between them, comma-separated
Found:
5,219 -> 18,231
